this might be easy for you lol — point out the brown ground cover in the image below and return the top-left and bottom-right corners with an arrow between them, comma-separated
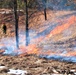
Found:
0,55 -> 76,75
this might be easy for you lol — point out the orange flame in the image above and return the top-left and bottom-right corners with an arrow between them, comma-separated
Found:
19,44 -> 40,55
65,52 -> 76,57
48,16 -> 76,38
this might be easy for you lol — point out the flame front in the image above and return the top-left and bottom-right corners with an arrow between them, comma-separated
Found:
48,16 -> 76,38
18,44 -> 40,55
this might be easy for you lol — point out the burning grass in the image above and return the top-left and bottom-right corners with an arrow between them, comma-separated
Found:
0,9 -> 76,74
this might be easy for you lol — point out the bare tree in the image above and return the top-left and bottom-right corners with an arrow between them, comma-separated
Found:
13,0 -> 19,48
24,0 -> 30,46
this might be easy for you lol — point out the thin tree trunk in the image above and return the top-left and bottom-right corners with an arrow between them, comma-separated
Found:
24,0 -> 29,46
43,0 -> 47,20
14,0 -> 19,48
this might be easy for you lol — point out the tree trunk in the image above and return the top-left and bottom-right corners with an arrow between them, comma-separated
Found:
24,0 -> 29,46
14,0 -> 19,48
43,0 -> 47,20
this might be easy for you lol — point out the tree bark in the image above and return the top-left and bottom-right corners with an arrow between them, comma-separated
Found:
24,0 -> 29,46
14,0 -> 19,48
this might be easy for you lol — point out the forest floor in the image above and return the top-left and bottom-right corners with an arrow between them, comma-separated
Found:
0,55 -> 76,75
0,9 -> 76,75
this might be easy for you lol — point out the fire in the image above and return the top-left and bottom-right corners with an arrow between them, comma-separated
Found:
19,44 -> 40,55
65,52 -> 76,57
48,16 -> 76,38
25,44 -> 39,54
0,15 -> 76,59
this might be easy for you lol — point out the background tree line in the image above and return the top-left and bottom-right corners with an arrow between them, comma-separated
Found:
0,0 -> 44,9
0,0 -> 76,9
